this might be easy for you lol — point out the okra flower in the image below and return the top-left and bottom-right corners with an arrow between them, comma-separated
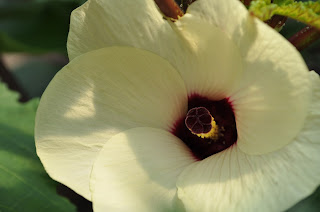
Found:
35,0 -> 320,211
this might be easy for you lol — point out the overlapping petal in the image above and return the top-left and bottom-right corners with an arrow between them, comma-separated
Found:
70,0 -> 312,154
68,0 -> 246,98
184,0 -> 311,154
36,0 -> 319,210
67,0 -> 184,61
176,72 -> 320,212
35,47 -> 187,200
90,127 -> 196,212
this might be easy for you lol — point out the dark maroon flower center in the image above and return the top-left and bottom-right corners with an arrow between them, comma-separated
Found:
172,94 -> 238,160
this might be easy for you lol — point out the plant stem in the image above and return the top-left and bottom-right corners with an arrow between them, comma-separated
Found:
0,56 -> 28,102
266,15 -> 287,31
289,26 -> 320,51
154,0 -> 184,20
178,0 -> 197,12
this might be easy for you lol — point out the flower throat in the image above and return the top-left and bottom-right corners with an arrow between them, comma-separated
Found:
172,94 -> 237,160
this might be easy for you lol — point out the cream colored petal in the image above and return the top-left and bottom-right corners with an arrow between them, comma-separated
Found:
35,47 -> 187,200
67,0 -> 184,61
91,127 -> 196,212
186,0 -> 311,154
68,0 -> 198,96
184,0 -> 249,47
176,71 -> 320,212
230,18 -> 311,154
174,15 -> 243,99
68,0 -> 246,99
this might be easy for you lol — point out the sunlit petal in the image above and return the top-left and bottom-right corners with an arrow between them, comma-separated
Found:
35,47 -> 187,199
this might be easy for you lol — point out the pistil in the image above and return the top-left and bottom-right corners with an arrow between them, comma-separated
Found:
185,107 -> 219,140
172,95 -> 237,160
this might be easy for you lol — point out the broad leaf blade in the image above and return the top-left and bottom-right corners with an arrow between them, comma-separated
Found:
287,187 -> 320,212
0,83 -> 76,212
0,1 -> 82,54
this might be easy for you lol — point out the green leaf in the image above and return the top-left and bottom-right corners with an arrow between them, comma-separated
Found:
287,187 -> 320,212
273,0 -> 295,6
0,82 -> 76,212
250,0 -> 320,29
0,1 -> 83,54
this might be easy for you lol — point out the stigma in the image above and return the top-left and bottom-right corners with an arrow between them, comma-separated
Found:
185,107 -> 219,140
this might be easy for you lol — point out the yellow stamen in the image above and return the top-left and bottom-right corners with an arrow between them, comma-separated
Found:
193,119 -> 219,140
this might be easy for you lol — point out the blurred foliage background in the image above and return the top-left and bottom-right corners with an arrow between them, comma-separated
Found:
0,0 -> 319,211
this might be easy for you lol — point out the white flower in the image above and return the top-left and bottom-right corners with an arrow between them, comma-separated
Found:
35,0 -> 320,211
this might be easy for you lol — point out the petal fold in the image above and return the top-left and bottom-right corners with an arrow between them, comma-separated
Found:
35,47 -> 187,199
90,127 -> 196,212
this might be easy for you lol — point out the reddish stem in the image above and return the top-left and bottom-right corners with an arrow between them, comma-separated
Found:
154,0 -> 184,20
289,26 -> 320,51
240,0 -> 253,6
266,15 -> 287,31
179,0 -> 197,12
